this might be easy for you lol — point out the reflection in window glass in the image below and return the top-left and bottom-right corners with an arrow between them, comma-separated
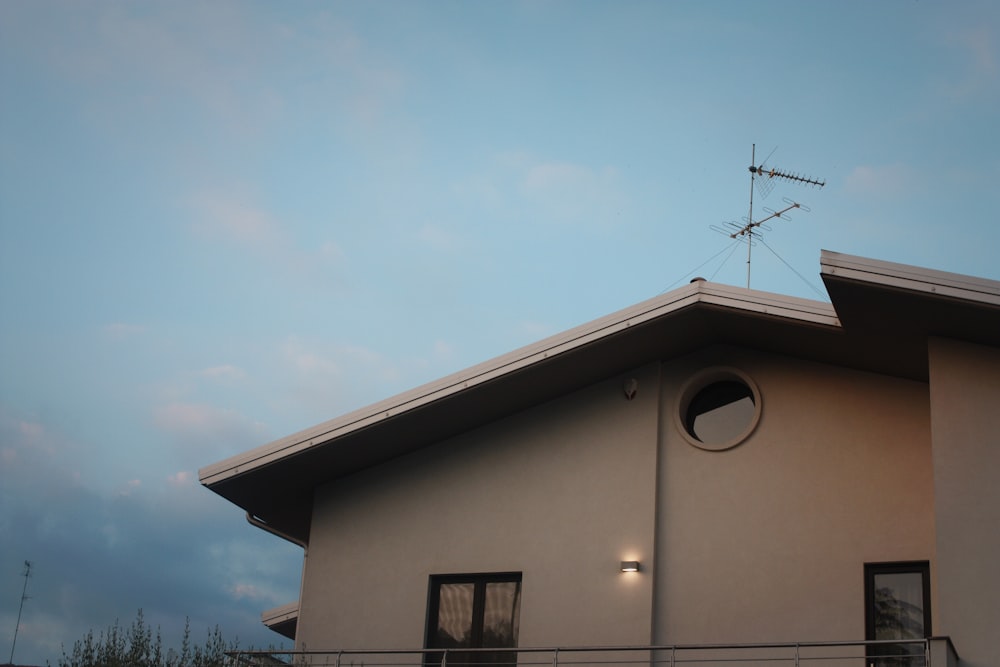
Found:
426,574 -> 521,667
873,572 -> 926,641
685,381 -> 755,445
436,583 -> 474,647
865,562 -> 930,667
483,582 -> 520,648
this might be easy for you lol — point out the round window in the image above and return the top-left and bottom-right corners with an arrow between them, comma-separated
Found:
675,367 -> 761,451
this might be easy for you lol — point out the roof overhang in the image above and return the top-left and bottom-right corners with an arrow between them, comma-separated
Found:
199,251 -> 1000,544
262,601 -> 298,640
820,250 -> 1000,350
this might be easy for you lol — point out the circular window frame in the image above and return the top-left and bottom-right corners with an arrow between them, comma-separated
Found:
674,366 -> 762,451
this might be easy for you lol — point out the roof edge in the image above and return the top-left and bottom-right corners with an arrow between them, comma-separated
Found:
200,279 -> 837,488
262,600 -> 299,625
821,250 -> 1000,306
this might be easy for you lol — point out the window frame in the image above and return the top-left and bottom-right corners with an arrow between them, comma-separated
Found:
673,367 -> 762,451
424,572 -> 522,666
864,561 -> 931,664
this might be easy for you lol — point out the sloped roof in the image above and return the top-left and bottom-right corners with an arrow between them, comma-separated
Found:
199,251 -> 1000,544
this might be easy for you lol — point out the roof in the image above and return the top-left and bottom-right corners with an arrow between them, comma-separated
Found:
199,251 -> 1000,544
262,601 -> 298,640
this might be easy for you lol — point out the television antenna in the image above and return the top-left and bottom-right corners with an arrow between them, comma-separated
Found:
9,560 -> 32,664
711,144 -> 825,288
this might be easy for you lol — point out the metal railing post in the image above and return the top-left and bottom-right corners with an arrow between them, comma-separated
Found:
552,647 -> 559,667
442,649 -> 448,667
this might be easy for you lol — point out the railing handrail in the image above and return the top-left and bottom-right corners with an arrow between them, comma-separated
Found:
230,637 -> 933,658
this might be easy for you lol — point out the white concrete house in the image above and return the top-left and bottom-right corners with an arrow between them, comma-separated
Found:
200,251 -> 999,667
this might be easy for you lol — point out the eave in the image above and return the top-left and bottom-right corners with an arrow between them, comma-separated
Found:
200,251 -> 1000,544
262,601 -> 298,641
200,279 -> 844,543
821,250 -> 1000,351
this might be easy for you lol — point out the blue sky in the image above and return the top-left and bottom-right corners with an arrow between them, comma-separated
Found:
1,1 -> 998,662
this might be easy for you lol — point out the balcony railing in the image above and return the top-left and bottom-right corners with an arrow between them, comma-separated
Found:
228,637 -> 959,667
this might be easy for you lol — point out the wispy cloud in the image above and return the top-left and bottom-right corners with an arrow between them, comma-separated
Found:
275,336 -> 406,417
515,320 -> 557,342
281,337 -> 343,378
844,164 -> 917,198
523,161 -> 606,192
281,337 -> 405,386
474,152 -> 628,227
200,364 -> 248,384
416,224 -> 464,253
6,2 -> 405,141
152,402 -> 269,454
431,339 -> 456,363
117,479 -> 142,497
230,582 -> 261,600
102,322 -> 146,340
191,191 -> 285,247
0,409 -> 70,467
522,160 -> 625,224
167,470 -> 194,487
189,189 -> 348,289
942,25 -> 998,99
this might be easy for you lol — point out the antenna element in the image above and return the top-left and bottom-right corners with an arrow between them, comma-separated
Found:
712,144 -> 825,288
9,560 -> 32,664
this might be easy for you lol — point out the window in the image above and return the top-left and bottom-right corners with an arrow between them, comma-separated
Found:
675,367 -> 762,451
864,562 -> 931,667
425,573 -> 521,667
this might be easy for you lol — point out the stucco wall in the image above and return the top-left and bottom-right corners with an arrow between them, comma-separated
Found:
928,337 -> 1000,667
654,346 -> 935,644
297,363 -> 661,650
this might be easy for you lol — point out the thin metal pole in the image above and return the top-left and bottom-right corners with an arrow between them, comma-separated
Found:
747,144 -> 756,289
9,560 -> 32,664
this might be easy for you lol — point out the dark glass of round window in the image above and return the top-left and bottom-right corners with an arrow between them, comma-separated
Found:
684,380 -> 755,446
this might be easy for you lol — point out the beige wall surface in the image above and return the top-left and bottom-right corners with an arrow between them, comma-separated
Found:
294,340 -> 971,652
929,338 -> 1000,667
654,346 -> 935,645
297,363 -> 661,651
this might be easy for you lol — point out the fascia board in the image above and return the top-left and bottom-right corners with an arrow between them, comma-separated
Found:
821,250 -> 1000,306
199,281 -> 837,488
261,601 -> 299,625
696,282 -> 838,325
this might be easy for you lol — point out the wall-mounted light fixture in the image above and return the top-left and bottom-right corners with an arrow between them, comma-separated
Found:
620,560 -> 640,573
623,378 -> 639,400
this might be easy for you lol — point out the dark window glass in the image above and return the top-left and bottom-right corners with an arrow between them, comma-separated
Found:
685,380 -> 755,445
426,573 -> 521,667
864,562 -> 931,667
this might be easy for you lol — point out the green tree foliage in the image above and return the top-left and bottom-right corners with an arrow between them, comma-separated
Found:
56,609 -> 242,667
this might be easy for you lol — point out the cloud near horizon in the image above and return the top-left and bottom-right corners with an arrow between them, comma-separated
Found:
0,403 -> 301,660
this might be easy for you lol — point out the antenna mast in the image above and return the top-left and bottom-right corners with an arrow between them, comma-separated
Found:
9,560 -> 32,664
712,144 -> 825,288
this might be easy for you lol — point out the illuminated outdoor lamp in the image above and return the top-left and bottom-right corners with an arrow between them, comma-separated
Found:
620,560 -> 640,573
